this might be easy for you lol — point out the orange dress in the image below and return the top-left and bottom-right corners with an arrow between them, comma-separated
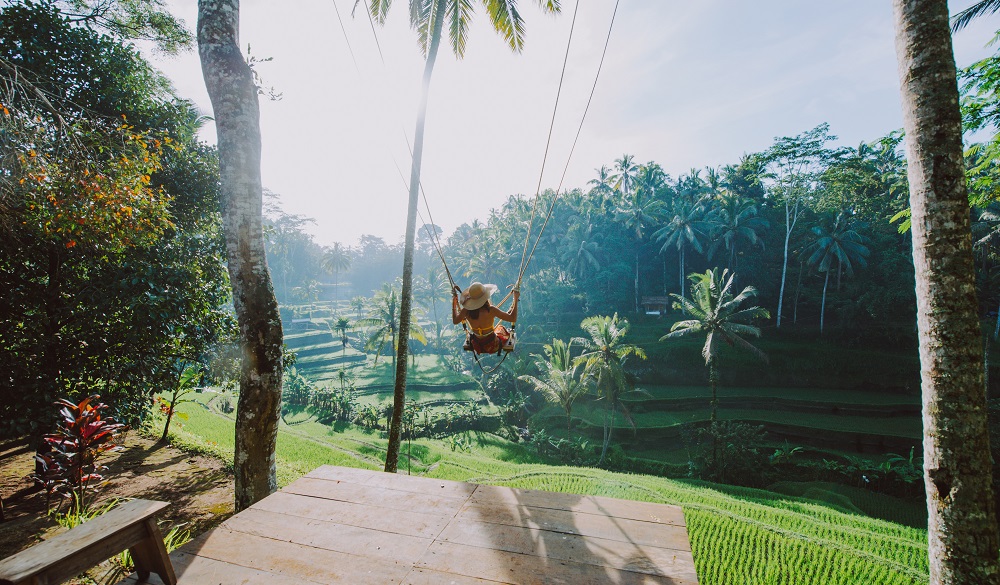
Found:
453,296 -> 518,354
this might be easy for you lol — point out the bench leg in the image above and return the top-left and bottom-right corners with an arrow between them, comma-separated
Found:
129,518 -> 177,585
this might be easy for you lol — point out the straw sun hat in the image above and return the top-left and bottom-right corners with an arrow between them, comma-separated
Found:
461,282 -> 498,311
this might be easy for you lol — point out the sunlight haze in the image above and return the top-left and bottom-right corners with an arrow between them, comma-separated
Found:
150,1 -> 997,247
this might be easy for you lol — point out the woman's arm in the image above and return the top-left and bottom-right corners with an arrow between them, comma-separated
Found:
452,291 -> 466,324
492,290 -> 520,323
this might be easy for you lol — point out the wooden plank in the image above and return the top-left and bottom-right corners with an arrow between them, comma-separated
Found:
187,527 -> 415,584
252,491 -> 452,539
121,550 -> 329,585
306,465 -> 379,484
302,467 -> 480,500
457,503 -> 692,550
402,567 -> 512,585
307,466 -> 478,499
470,485 -> 685,526
0,499 -> 168,584
416,540 -> 698,585
437,518 -> 698,581
284,477 -> 469,517
222,508 -> 433,564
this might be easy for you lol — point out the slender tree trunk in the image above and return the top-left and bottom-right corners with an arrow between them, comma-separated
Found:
160,408 -> 174,442
634,248 -> 640,314
709,361 -> 718,422
776,198 -> 797,328
198,0 -> 284,511
793,259 -> 804,325
386,0 -> 446,473
820,269 -> 829,334
679,246 -> 685,296
599,398 -> 615,465
893,2 -> 1000,581
994,297 -> 1000,340
662,256 -> 667,295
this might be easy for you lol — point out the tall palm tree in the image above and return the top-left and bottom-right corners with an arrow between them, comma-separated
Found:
561,221 -> 602,281
414,268 -> 451,353
805,215 -> 870,334
350,295 -> 366,319
615,159 -> 665,313
654,198 -> 709,298
572,314 -> 646,464
332,316 -> 351,357
356,283 -> 426,372
707,190 -> 769,271
322,242 -> 352,303
519,339 -> 590,430
611,154 -> 639,203
894,2 -> 1000,579
588,165 -> 615,212
662,268 -> 769,422
364,0 -> 560,473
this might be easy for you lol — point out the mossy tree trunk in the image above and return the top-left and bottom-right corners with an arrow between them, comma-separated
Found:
198,0 -> 284,511
893,1 -> 1000,581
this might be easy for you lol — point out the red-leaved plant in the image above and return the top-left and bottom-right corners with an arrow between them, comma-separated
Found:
33,395 -> 125,515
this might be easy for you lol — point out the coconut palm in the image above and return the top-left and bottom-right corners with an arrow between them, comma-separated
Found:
805,214 -> 870,334
356,283 -> 426,372
350,296 -> 366,319
588,165 -> 615,211
561,221 -> 602,281
896,1 -> 1000,578
663,268 -> 770,422
572,314 -> 646,464
654,198 -> 710,298
415,268 -> 451,353
321,242 -> 352,303
364,0 -> 560,473
332,316 -> 351,357
707,190 -> 769,271
615,160 -> 665,313
519,339 -> 590,430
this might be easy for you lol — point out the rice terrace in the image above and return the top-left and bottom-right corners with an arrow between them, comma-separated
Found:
2,1 -> 1000,584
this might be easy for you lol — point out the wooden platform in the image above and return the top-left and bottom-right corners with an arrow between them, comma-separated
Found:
122,465 -> 698,584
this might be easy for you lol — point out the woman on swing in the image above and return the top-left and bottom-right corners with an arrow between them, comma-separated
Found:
452,282 -> 519,354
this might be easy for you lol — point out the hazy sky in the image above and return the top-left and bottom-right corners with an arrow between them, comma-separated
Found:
149,1 -> 999,248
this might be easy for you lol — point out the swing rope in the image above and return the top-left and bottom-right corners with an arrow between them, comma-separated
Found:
345,0 -> 620,371
516,0 -> 621,288
515,0 -> 582,292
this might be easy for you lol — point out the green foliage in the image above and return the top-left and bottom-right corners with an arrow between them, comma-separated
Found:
0,2 -> 231,438
687,420 -> 769,486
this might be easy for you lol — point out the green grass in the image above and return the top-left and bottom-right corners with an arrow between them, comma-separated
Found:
168,396 -> 929,585
767,481 -> 927,529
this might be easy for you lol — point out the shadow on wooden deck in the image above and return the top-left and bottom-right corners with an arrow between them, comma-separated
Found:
122,465 -> 697,584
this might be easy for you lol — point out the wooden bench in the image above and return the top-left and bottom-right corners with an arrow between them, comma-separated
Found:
0,499 -> 177,585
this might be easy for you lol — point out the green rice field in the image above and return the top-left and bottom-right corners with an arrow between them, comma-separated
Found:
166,396 -> 929,585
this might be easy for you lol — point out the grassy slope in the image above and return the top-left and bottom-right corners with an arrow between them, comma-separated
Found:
169,396 -> 928,585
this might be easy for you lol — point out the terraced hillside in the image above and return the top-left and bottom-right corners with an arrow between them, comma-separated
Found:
167,396 -> 929,585
283,321 -> 923,461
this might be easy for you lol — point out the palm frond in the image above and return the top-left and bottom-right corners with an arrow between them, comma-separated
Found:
952,0 -> 1000,32
484,0 -> 526,52
720,322 -> 764,339
728,332 -> 769,364
445,0 -> 474,58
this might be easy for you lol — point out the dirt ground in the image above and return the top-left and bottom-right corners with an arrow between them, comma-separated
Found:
0,432 -> 235,565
